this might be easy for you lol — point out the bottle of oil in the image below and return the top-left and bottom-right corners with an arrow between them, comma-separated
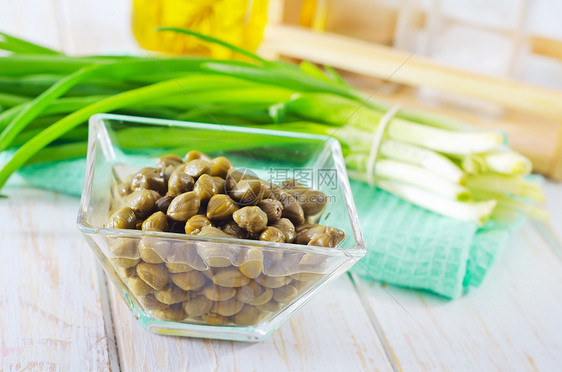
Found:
132,0 -> 269,58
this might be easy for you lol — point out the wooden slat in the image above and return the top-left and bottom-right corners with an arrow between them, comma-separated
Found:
379,87 -> 561,178
0,187 -> 116,371
108,276 -> 393,372
262,25 -> 562,120
530,35 -> 562,62
354,221 -> 562,371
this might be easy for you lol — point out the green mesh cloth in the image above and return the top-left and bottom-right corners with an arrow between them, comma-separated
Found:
349,181 -> 523,298
11,157 -> 523,299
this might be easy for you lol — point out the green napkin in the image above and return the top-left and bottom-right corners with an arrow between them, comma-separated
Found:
349,181 -> 523,298
12,157 -> 523,299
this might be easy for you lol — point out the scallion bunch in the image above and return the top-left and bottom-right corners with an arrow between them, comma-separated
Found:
0,28 -> 546,224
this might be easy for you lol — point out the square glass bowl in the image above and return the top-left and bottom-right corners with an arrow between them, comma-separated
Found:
77,113 -> 365,342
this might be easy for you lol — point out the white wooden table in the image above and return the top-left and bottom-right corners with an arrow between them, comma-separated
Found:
2,1 -> 562,370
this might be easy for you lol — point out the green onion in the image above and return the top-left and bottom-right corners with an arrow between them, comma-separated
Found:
0,28 -> 546,225
349,158 -> 471,201
369,178 -> 497,225
0,31 -> 61,55
0,66 -> 99,152
482,149 -> 532,175
466,174 -> 545,203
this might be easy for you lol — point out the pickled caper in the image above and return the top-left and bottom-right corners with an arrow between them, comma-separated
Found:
255,275 -> 292,289
156,154 -> 183,176
206,194 -> 238,220
154,285 -> 190,305
136,262 -> 169,290
273,285 -> 299,304
298,252 -> 326,266
295,223 -> 317,234
248,287 -> 273,306
220,220 -> 249,239
167,166 -> 195,197
196,227 -> 235,267
117,266 -> 137,279
153,304 -> 187,322
262,181 -> 282,200
271,218 -> 296,243
138,238 -> 170,264
228,179 -> 264,206
226,168 -> 264,205
201,284 -> 236,302
165,262 -> 194,273
184,150 -> 212,163
184,214 -> 211,235
193,174 -> 218,202
183,159 -> 211,179
291,189 -> 328,216
141,211 -> 169,232
308,233 -> 335,247
127,276 -> 155,296
182,295 -> 213,317
279,193 -> 305,225
170,270 -> 206,291
201,313 -> 229,326
107,207 -> 136,229
233,206 -> 268,234
234,305 -> 264,326
225,168 -> 258,189
296,225 -> 345,247
237,280 -> 270,305
212,267 -> 251,288
167,242 -> 206,271
197,225 -> 233,238
258,199 -> 283,222
211,176 -> 226,193
259,226 -> 285,243
116,176 -> 132,197
131,167 -> 166,195
112,257 -> 140,269
167,191 -> 200,221
211,297 -> 244,316
239,248 -> 263,279
209,156 -> 232,178
154,195 -> 173,213
139,294 -> 169,311
124,189 -> 160,218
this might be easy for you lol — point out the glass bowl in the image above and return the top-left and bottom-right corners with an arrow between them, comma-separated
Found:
77,113 -> 365,342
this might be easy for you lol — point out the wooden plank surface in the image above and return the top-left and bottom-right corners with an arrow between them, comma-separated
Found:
355,221 -> 562,371
108,276 -> 393,372
0,187 -> 116,371
0,0 -> 62,51
56,0 -> 139,55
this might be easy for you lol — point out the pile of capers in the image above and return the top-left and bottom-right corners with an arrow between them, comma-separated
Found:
106,150 -> 345,326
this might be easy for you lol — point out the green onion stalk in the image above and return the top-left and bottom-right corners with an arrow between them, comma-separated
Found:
0,27 -> 547,225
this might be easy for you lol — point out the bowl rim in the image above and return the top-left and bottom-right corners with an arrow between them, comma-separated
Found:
77,113 -> 366,259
